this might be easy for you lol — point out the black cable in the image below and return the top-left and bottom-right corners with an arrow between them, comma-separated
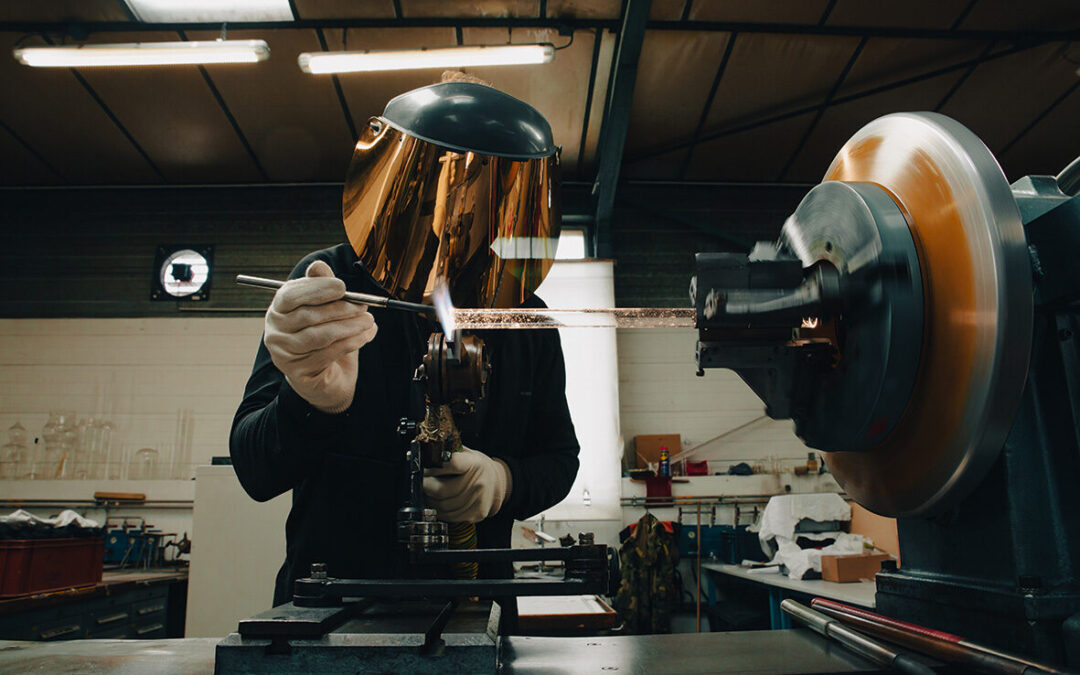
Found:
554,30 -> 575,50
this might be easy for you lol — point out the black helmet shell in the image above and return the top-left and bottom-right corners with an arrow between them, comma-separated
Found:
380,81 -> 556,160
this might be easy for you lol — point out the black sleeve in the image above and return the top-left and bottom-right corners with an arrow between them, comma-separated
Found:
500,329 -> 580,520
228,252 -> 351,502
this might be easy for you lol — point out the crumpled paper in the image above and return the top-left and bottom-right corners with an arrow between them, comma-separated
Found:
1,509 -> 100,529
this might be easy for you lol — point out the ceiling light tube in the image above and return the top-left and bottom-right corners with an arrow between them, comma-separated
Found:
298,44 -> 555,75
13,40 -> 270,68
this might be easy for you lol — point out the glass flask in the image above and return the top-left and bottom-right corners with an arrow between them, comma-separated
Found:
1,421 -> 29,480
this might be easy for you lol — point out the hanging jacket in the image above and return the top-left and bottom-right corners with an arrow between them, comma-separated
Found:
614,513 -> 680,634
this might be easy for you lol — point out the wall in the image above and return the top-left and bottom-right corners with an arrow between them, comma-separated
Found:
611,182 -> 809,306
0,182 -> 802,316
0,184 -> 592,318
617,327 -> 813,472
0,316 -> 262,477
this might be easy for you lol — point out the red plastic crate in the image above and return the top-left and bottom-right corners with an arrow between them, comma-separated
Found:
0,537 -> 105,597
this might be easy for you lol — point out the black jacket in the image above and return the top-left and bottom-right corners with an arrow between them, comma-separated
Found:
230,244 -> 580,605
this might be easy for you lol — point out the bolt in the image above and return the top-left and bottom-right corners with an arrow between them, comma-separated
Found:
310,562 -> 327,580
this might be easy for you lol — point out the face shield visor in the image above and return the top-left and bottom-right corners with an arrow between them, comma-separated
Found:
342,82 -> 562,310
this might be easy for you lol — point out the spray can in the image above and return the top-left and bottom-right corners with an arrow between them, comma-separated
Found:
658,446 -> 670,478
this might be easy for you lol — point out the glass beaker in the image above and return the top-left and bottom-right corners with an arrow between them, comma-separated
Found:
1,421 -> 29,480
131,447 -> 158,481
40,411 -> 77,479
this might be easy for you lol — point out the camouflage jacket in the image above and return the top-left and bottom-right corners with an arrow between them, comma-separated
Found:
614,513 -> 680,634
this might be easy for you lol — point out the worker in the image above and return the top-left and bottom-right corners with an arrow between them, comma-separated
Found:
229,73 -> 580,606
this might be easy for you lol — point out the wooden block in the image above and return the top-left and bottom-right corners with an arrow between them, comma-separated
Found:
93,492 -> 146,503
820,553 -> 893,583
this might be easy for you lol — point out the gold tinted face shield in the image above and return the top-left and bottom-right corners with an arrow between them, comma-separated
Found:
342,83 -> 561,310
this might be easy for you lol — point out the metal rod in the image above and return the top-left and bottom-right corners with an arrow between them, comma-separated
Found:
294,577 -> 592,600
4,18 -> 1076,41
416,546 -> 576,563
453,307 -> 695,330
236,274 -> 436,316
696,500 -> 702,632
809,598 -> 1069,675
781,600 -> 936,675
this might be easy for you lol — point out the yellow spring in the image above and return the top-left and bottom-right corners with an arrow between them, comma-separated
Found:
448,521 -> 478,580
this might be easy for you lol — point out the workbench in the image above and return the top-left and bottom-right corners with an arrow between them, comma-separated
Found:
0,629 -> 896,673
702,562 -> 876,630
0,568 -> 188,641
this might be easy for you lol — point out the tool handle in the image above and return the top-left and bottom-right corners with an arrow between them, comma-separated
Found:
236,274 -> 436,316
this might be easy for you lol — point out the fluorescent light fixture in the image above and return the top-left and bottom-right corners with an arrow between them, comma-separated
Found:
14,40 -> 270,68
124,0 -> 292,22
298,44 -> 555,75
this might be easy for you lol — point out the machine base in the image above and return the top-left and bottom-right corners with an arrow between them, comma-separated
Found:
215,600 -> 499,674
876,570 -> 1080,664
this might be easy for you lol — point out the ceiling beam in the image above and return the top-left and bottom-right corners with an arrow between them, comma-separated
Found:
69,68 -> 165,181
934,40 -> 995,111
679,32 -> 737,179
315,28 -> 358,143
776,36 -> 868,181
591,0 -> 650,258
1001,80 -> 1080,156
3,19 -> 1077,43
178,30 -> 269,181
950,0 -> 979,30
817,0 -> 838,25
627,41 -> 1039,165
0,118 -> 63,180
576,28 -> 604,178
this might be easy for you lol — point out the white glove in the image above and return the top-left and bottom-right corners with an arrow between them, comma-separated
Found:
263,260 -> 378,414
423,448 -> 513,523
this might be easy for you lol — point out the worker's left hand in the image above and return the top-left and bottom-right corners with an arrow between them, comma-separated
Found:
422,448 -> 512,523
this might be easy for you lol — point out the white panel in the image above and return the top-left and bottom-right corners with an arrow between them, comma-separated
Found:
532,261 -> 621,521
186,465 -> 289,637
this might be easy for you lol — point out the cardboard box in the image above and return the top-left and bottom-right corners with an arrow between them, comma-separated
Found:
634,434 -> 681,469
820,552 -> 893,583
849,502 -> 900,561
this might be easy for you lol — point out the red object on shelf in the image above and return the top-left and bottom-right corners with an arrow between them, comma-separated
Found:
686,460 -> 709,476
645,476 -> 672,498
0,537 -> 105,597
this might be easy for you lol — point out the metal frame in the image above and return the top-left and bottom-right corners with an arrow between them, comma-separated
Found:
3,19 -> 1076,42
591,0 -> 650,258
178,30 -> 270,181
775,36 -> 867,181
627,41 -> 1040,165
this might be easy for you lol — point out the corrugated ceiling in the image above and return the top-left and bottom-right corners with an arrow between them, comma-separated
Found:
0,0 -> 1076,187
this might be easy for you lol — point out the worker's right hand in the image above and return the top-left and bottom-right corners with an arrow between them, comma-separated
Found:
263,260 -> 378,414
